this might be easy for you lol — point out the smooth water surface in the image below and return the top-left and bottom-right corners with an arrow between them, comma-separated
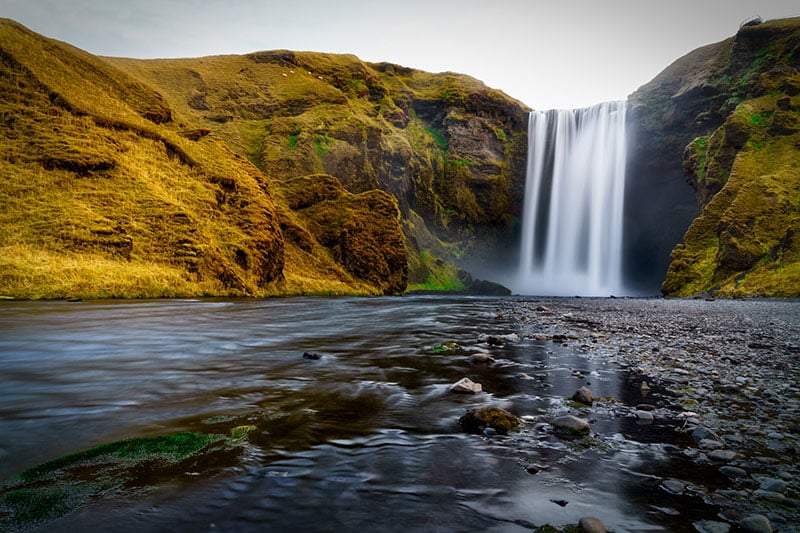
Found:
0,296 -> 737,531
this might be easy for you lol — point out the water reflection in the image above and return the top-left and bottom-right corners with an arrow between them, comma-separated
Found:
0,297 -> 716,530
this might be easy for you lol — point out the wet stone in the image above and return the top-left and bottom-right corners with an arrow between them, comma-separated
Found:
469,353 -> 495,364
450,377 -> 482,394
578,516 -> 607,533
753,490 -> 785,504
635,410 -> 654,423
525,463 -> 544,475
572,386 -> 593,405
699,438 -> 725,450
552,415 -> 590,434
661,478 -> 686,495
692,426 -> 722,443
459,406 -> 520,435
738,514 -> 773,533
720,465 -> 748,478
708,449 -> 739,462
693,520 -> 731,533
758,477 -> 786,494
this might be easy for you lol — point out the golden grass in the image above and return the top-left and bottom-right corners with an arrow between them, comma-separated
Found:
0,244 -> 213,299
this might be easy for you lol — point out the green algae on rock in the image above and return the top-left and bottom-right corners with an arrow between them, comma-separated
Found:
459,406 -> 521,435
0,432 -> 240,531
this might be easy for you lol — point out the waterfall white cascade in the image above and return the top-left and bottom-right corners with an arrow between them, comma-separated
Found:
516,101 -> 628,296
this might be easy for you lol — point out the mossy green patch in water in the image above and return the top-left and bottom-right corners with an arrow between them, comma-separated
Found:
0,432 -> 231,530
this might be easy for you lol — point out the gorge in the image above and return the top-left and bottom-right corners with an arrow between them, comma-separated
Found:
1,17 -> 799,298
1,13 -> 800,533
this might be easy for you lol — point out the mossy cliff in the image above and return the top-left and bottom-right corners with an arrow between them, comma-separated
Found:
0,19 -> 527,299
629,17 -> 800,296
107,50 -> 529,288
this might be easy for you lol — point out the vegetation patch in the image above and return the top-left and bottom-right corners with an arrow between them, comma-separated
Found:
0,432 -> 236,530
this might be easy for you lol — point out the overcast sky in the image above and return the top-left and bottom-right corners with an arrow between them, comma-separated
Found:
2,0 -> 799,109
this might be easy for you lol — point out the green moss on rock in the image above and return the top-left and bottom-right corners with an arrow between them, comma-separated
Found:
0,432 -> 231,530
663,73 -> 800,297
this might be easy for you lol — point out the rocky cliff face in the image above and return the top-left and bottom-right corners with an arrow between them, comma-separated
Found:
628,17 -> 800,296
108,51 -> 529,288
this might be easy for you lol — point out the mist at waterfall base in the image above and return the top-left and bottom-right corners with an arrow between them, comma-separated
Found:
510,101 -> 630,297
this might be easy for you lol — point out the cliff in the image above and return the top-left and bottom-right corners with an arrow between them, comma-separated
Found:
0,19 -> 527,299
629,17 -> 800,297
106,51 -> 529,288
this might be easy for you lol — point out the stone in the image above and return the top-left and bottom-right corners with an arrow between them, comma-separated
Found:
302,351 -> 322,360
720,465 -> 748,478
738,514 -> 773,533
699,438 -> 724,450
693,520 -> 731,533
525,463 -> 544,474
450,377 -> 482,394
459,406 -> 521,435
661,478 -> 686,495
469,353 -> 495,364
578,516 -> 607,533
753,490 -> 785,504
692,426 -> 722,443
572,386 -> 594,405
758,477 -> 786,493
708,449 -> 738,462
552,415 -> 591,434
635,410 -> 654,423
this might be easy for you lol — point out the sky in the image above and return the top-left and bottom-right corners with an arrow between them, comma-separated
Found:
2,0 -> 799,110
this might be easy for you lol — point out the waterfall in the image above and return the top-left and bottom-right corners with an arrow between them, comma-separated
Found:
516,101 -> 628,296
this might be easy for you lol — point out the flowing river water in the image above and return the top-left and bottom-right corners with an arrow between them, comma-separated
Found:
0,296 -> 798,531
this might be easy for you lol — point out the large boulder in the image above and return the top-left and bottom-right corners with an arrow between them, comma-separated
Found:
459,406 -> 521,434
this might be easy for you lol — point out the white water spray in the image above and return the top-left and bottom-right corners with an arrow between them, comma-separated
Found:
516,101 -> 628,296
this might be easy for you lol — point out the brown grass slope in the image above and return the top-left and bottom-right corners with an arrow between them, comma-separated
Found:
0,19 -> 406,298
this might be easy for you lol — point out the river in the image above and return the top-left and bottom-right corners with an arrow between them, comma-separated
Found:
0,296 -> 797,531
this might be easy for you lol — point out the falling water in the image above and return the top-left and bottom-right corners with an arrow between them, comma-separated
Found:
516,101 -> 628,296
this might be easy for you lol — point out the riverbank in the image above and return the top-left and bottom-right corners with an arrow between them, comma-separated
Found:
503,297 -> 800,532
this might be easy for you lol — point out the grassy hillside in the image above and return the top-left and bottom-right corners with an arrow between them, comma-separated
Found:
0,19 -> 407,298
107,50 -> 529,286
663,65 -> 800,297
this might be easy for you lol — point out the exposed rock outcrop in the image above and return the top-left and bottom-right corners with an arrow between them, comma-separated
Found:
108,50 -> 530,289
629,16 -> 800,296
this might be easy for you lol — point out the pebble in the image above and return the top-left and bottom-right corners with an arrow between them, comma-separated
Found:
551,415 -> 590,434
661,478 -> 686,495
692,426 -> 722,443
693,521 -> 731,533
469,353 -> 495,364
720,466 -> 748,478
708,449 -> 739,462
738,514 -> 773,533
572,386 -> 593,405
699,438 -> 724,450
578,516 -> 607,533
449,377 -> 482,394
503,298 -> 800,529
758,478 -> 786,494
752,490 -> 785,504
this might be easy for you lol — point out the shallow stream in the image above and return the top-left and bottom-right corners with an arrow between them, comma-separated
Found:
0,296 -> 796,531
